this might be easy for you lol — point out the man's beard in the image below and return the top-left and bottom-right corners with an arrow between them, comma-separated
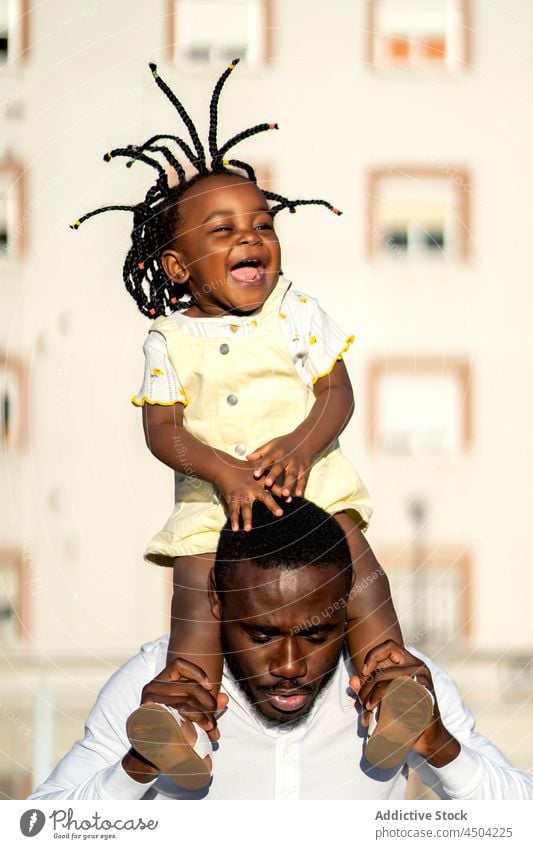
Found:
220,625 -> 339,729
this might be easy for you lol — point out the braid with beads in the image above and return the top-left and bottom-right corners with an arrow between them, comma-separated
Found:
70,59 -> 341,318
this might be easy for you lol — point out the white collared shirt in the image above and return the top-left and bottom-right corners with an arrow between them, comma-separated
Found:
30,637 -> 533,801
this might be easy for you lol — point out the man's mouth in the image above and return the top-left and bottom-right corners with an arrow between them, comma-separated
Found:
229,258 -> 266,284
260,686 -> 314,713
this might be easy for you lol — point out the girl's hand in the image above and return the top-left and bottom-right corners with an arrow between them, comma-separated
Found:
247,435 -> 315,500
213,464 -> 283,531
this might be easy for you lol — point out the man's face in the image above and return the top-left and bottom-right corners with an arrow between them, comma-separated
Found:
214,563 -> 348,726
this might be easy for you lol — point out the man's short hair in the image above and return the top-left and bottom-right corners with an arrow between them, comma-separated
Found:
214,497 -> 352,595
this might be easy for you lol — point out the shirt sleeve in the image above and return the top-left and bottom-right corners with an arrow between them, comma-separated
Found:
131,331 -> 187,407
28,647 -> 162,801
408,655 -> 533,800
282,291 -> 354,388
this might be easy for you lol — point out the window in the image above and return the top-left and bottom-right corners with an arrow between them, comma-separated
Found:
367,357 -> 472,457
0,159 -> 26,260
0,0 -> 29,65
0,549 -> 26,646
378,544 -> 472,646
167,0 -> 272,66
366,166 -> 471,260
367,0 -> 471,72
1,353 -> 28,451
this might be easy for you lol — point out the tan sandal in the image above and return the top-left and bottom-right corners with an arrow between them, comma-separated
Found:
364,677 -> 434,769
126,703 -> 212,790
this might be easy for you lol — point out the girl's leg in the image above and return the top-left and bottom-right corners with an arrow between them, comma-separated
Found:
334,512 -> 434,768
167,552 -> 222,694
127,553 -> 220,790
334,512 -> 402,675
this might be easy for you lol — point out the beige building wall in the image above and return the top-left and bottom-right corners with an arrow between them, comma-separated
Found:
1,0 -> 532,795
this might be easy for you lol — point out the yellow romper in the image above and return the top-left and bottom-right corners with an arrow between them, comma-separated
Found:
135,277 -> 372,566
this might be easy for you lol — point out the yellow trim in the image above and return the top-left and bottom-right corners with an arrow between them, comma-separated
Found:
131,395 -> 188,408
251,319 -> 258,327
299,296 -> 308,303
151,367 -> 164,377
279,312 -> 287,319
310,335 -> 317,345
311,335 -> 355,385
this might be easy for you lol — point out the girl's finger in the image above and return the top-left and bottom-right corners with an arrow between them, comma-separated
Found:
264,462 -> 286,488
294,467 -> 309,498
227,497 -> 241,532
281,465 -> 299,497
247,442 -> 270,461
258,489 -> 283,517
240,499 -> 253,532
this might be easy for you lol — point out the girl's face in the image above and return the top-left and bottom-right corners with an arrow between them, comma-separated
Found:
161,173 -> 282,317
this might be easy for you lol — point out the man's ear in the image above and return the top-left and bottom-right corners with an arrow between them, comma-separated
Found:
208,569 -> 222,622
161,249 -> 190,285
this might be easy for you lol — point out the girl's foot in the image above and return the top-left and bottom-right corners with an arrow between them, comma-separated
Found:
126,703 -> 212,790
364,677 -> 434,769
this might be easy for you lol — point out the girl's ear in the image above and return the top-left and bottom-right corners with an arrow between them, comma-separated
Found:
161,249 -> 190,285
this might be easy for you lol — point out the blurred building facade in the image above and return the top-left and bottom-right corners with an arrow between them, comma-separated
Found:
1,0 -> 532,797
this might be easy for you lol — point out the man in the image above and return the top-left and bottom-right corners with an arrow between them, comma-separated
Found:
30,499 -> 533,800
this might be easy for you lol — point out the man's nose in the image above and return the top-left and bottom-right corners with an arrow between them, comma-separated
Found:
269,638 -> 308,679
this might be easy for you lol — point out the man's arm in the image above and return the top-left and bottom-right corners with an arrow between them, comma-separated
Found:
28,641 -> 225,801
28,644 -> 164,800
353,641 -> 533,800
411,653 -> 533,800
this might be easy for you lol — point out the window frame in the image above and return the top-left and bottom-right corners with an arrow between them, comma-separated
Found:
0,0 -> 30,65
366,355 -> 473,455
365,0 -> 473,72
0,547 -> 28,645
165,0 -> 273,67
0,158 -> 27,260
1,352 -> 29,451
375,543 -> 473,644
366,164 -> 472,261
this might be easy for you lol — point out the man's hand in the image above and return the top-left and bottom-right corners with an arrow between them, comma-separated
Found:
213,463 -> 283,531
247,433 -> 315,499
350,640 -> 461,768
140,657 -> 228,740
122,658 -> 229,783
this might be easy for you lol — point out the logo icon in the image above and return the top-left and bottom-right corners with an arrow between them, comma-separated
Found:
20,810 -> 46,837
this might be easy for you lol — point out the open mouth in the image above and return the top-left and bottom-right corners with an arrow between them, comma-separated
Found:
262,688 -> 313,713
229,258 -> 266,284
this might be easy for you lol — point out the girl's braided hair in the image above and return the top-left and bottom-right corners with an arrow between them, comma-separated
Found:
71,60 -> 341,318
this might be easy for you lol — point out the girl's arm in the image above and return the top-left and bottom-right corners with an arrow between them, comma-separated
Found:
143,404 -> 282,530
247,359 -> 354,498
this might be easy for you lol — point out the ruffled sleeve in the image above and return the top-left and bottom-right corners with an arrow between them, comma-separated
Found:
131,331 -> 187,407
282,290 -> 354,387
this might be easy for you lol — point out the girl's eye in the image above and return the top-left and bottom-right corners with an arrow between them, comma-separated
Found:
256,223 -> 273,231
212,225 -> 233,233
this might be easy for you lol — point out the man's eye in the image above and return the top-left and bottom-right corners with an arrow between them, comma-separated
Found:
303,634 -> 329,644
249,634 -> 271,644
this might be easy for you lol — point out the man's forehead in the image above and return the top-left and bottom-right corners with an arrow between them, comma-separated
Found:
225,562 -> 348,614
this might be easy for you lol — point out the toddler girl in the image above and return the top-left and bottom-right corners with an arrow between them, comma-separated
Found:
71,60 -> 432,788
